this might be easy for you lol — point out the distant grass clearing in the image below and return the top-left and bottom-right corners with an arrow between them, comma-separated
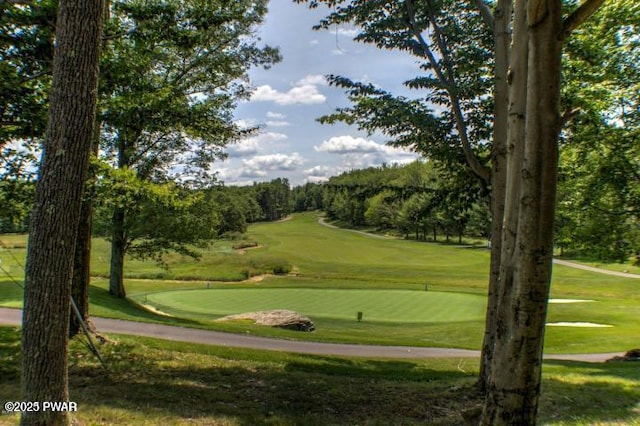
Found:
142,289 -> 486,323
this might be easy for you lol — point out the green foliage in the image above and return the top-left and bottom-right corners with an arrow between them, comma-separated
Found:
100,0 -> 280,183
251,178 -> 292,221
0,0 -> 54,226
557,0 -> 640,262
94,0 -> 280,288
296,0 -> 493,177
292,182 -> 325,212
322,160 -> 486,241
93,166 -> 220,264
0,0 -> 55,146
0,178 -> 35,233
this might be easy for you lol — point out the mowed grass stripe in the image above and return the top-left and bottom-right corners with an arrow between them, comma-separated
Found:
143,289 -> 486,323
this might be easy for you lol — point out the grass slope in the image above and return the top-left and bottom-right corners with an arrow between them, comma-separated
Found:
1,212 -> 639,352
0,327 -> 638,425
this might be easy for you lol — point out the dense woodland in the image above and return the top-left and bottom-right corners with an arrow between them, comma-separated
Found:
2,158 -> 637,263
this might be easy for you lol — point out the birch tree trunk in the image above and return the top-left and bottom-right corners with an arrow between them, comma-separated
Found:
480,0 -> 563,423
21,0 -> 103,423
479,0 -> 511,391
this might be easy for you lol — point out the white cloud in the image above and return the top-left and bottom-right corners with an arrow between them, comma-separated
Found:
266,111 -> 286,119
337,27 -> 359,38
227,132 -> 288,157
234,118 -> 258,129
251,84 -> 326,105
296,74 -> 327,86
304,165 -> 339,183
315,135 -> 416,159
266,120 -> 291,127
314,136 -> 384,154
313,135 -> 418,174
239,168 -> 268,179
304,165 -> 335,176
242,153 -> 305,172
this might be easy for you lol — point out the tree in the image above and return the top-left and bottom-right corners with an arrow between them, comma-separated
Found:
20,0 -> 103,425
297,0 -> 609,423
364,190 -> 398,230
0,0 -> 55,147
556,0 -> 640,263
100,0 -> 280,297
0,0 -> 55,234
252,178 -> 293,221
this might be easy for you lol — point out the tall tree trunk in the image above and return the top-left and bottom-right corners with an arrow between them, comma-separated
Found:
69,129 -> 100,337
481,0 -> 563,424
69,0 -> 110,338
21,0 -> 103,423
69,186 -> 94,336
478,0 -> 511,392
109,206 -> 127,298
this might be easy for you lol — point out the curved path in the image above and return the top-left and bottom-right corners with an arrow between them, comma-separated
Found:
0,307 -> 623,362
318,216 -> 640,279
552,259 -> 640,279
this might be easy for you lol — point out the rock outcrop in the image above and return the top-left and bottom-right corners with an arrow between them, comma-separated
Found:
217,310 -> 315,332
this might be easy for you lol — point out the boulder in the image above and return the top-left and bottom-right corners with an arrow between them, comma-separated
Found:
218,310 -> 315,332
607,348 -> 640,362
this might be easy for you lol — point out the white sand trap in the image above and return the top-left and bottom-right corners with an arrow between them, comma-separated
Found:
549,299 -> 595,303
547,322 -> 612,327
141,304 -> 174,317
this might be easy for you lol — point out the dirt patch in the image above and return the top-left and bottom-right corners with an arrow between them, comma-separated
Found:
246,274 -> 267,283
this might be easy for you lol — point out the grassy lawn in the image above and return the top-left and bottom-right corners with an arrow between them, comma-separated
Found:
1,213 -> 640,425
141,288 -> 486,322
1,211 -> 639,354
0,326 -> 639,425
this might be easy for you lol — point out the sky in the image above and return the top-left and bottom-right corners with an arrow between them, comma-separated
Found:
216,1 -> 423,186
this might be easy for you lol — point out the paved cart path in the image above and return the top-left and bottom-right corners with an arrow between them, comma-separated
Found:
0,307 -> 623,362
317,216 -> 640,279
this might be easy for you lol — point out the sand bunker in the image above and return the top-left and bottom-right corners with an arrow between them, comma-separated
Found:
547,322 -> 612,327
548,299 -> 595,303
141,304 -> 175,317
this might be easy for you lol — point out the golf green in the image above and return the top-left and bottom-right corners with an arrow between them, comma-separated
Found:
143,289 -> 486,323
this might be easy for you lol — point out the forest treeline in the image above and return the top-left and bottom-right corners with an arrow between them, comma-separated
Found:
293,159 -> 639,264
2,156 -> 637,264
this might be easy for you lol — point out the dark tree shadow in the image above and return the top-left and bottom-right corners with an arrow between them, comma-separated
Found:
1,327 -> 638,425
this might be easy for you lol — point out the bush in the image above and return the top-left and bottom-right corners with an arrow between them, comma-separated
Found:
272,263 -> 291,275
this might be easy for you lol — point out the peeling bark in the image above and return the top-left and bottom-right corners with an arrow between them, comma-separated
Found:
481,0 -> 563,424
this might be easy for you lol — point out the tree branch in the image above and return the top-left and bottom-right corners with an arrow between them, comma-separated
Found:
405,0 -> 491,184
560,107 -> 581,127
473,0 -> 495,28
562,0 -> 607,40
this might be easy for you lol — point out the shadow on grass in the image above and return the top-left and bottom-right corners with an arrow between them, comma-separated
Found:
2,327 -> 638,425
70,348 -> 478,425
0,278 -> 24,306
88,285 -> 201,327
539,360 -> 640,424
